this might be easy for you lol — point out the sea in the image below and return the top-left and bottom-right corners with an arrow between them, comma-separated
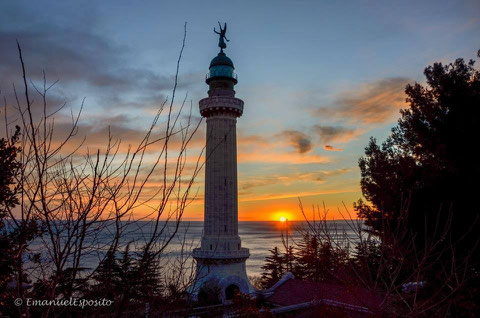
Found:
25,220 -> 362,277
120,220 -> 361,276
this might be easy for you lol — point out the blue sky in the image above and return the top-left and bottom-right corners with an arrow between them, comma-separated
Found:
1,0 -> 479,220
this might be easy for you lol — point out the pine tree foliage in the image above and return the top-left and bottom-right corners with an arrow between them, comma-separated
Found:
134,249 -> 163,300
260,247 -> 285,288
90,250 -> 122,299
295,234 -> 321,280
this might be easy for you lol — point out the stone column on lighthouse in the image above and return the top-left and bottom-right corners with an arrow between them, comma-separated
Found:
190,23 -> 254,301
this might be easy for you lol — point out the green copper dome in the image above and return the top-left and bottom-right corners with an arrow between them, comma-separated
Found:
206,52 -> 237,84
209,52 -> 234,69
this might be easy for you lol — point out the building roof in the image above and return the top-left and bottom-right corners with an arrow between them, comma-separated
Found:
264,273 -> 382,315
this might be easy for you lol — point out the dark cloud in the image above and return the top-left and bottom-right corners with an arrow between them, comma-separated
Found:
47,112 -> 204,155
313,125 -> 360,144
280,130 -> 313,154
314,77 -> 410,124
0,4 -> 201,113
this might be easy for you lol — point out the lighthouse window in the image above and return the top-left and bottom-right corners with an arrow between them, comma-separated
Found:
238,243 -> 240,250
210,244 -> 212,250
224,225 -> 227,233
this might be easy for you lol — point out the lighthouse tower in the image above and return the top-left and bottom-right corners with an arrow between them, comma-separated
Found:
191,23 -> 254,301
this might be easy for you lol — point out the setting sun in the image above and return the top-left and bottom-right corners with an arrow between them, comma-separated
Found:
271,210 -> 294,222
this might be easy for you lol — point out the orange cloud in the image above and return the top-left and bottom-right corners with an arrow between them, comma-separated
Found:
237,168 -> 351,200
44,113 -> 205,156
315,77 -> 410,124
239,188 -> 358,202
238,188 -> 363,221
238,134 -> 270,147
324,145 -> 343,151
237,131 -> 329,164
238,151 -> 329,164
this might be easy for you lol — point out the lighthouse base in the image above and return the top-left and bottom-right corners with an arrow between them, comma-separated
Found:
189,250 -> 255,303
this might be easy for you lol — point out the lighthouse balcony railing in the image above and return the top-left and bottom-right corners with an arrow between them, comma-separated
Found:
192,247 -> 250,259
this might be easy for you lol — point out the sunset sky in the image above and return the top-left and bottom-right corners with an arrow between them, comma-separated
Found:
1,0 -> 479,220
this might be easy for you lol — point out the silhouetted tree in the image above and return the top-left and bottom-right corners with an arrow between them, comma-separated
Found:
0,125 -> 21,218
102,243 -> 137,316
90,249 -> 121,300
283,245 -> 296,274
260,247 -> 285,288
350,238 -> 381,284
294,233 -> 320,281
0,125 -> 22,309
0,126 -> 41,316
296,236 -> 347,282
55,267 -> 90,298
357,54 -> 480,254
135,249 -> 163,301
356,52 -> 480,314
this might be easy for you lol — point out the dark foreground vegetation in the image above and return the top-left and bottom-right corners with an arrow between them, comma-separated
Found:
1,34 -> 479,317
260,50 -> 480,317
0,33 -> 207,317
